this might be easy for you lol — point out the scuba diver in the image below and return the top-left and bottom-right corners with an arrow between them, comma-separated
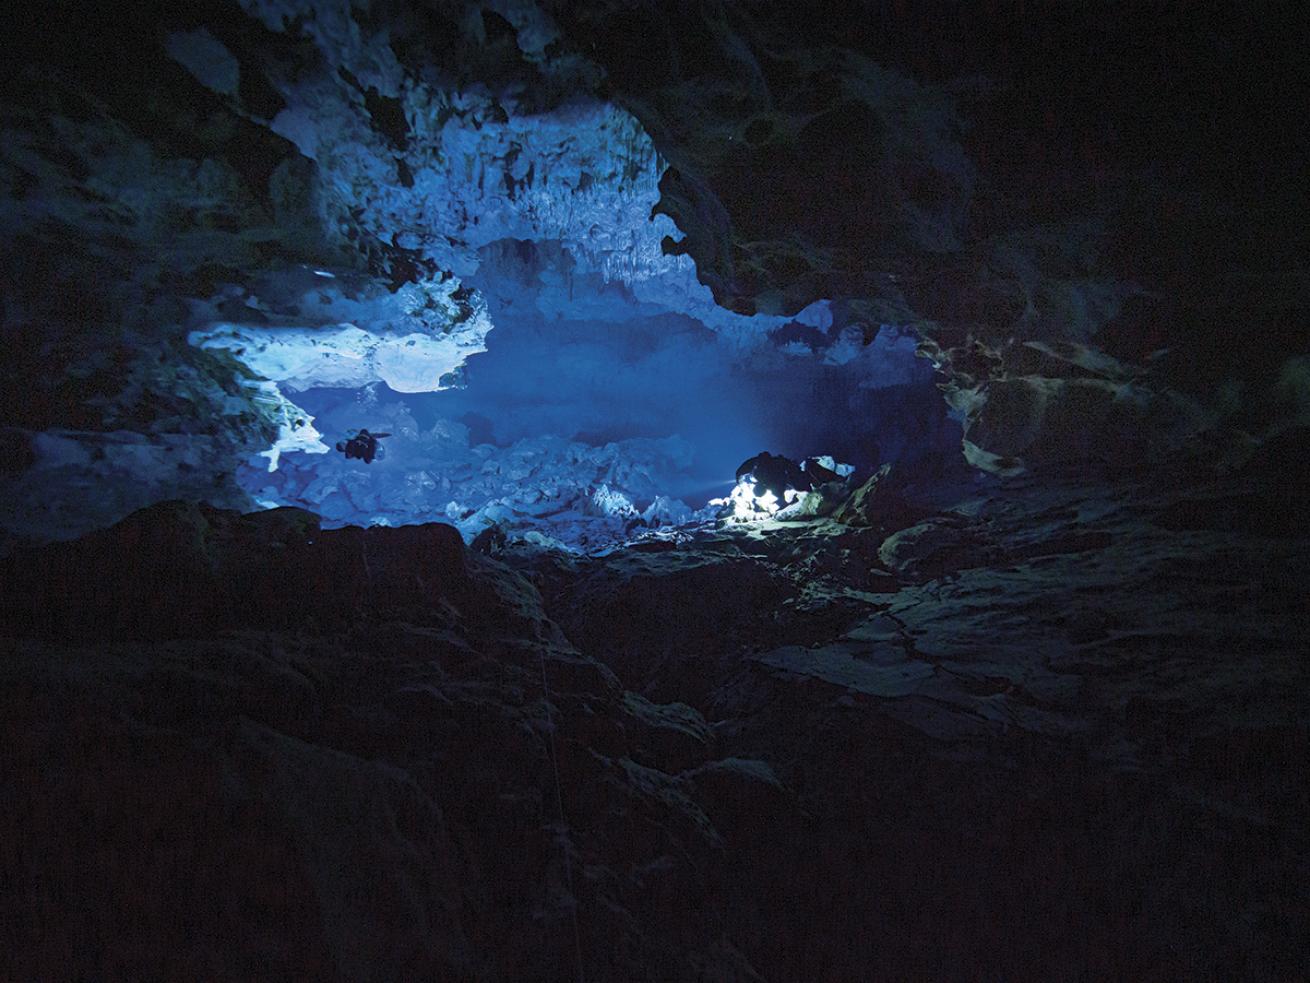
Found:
801,456 -> 841,484
335,428 -> 390,464
735,451 -> 810,502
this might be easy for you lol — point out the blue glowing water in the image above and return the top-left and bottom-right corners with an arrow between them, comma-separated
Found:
170,29 -> 955,546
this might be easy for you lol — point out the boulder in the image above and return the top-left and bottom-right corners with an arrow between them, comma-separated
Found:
877,515 -> 997,581
0,501 -> 467,639
831,464 -> 927,532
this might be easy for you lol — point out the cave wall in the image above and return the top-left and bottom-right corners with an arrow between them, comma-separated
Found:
550,0 -> 1310,469
2,0 -> 1307,546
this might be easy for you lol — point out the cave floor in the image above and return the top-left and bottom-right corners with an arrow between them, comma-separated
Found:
2,474 -> 1307,981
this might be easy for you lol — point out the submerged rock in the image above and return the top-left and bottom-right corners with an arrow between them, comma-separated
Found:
2,474 -> 1308,979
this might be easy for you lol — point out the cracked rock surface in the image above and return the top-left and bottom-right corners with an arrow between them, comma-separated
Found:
4,468 -> 1306,980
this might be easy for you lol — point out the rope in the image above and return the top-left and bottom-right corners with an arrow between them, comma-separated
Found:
538,648 -> 586,983
360,530 -> 375,594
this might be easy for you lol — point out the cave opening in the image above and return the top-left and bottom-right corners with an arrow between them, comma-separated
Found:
191,224 -> 958,549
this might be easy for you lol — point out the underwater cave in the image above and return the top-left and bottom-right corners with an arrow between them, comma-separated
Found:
2,2 -> 1308,980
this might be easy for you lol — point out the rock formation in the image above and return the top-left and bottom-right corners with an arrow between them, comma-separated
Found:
2,2 -> 1307,978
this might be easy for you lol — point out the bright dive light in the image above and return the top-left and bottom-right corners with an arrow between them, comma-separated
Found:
710,476 -> 803,522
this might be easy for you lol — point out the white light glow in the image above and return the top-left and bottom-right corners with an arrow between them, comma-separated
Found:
710,476 -> 803,522
191,321 -> 488,395
249,381 -> 329,472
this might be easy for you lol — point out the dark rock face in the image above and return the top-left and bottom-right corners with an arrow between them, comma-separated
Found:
2,502 -> 468,639
832,463 -> 923,531
555,2 -> 1310,470
0,504 -> 747,980
4,484 -> 1307,980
